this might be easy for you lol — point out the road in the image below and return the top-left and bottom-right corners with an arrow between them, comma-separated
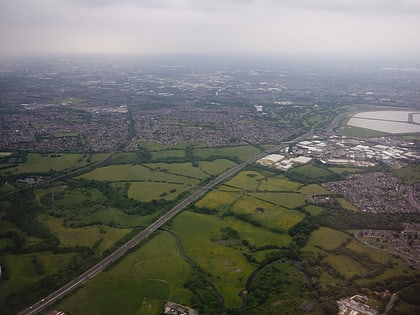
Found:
17,133 -> 309,315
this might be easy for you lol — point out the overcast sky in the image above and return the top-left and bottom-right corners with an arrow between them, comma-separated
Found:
1,0 -> 420,58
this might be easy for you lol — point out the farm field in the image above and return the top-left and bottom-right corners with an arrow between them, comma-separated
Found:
249,192 -> 306,209
257,176 -> 301,191
56,232 -> 193,315
170,211 -> 254,308
0,153 -> 88,175
128,182 -> 192,202
230,195 -> 305,230
195,190 -> 240,212
289,163 -> 333,179
299,184 -> 331,195
225,171 -> 265,190
77,164 -> 200,185
198,159 -> 237,176
194,145 -> 261,161
0,252 -> 75,302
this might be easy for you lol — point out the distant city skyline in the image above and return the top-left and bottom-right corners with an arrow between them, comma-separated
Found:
1,0 -> 420,59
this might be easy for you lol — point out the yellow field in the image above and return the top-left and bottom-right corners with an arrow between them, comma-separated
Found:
195,190 -> 240,211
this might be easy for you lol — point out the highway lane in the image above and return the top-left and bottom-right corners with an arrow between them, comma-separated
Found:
17,135 -> 308,315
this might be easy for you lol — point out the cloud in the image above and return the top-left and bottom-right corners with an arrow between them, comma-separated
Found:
0,0 -> 419,56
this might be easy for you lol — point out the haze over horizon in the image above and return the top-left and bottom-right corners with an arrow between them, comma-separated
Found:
1,0 -> 420,60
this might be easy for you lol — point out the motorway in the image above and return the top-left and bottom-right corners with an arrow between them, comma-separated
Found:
17,133 -> 310,315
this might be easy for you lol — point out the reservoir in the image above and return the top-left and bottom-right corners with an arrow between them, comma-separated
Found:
347,110 -> 420,134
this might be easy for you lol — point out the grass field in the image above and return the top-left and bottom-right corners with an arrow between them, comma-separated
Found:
223,217 -> 292,248
231,196 -> 305,230
337,198 -> 359,211
324,254 -> 368,279
257,176 -> 301,192
0,252 -> 75,300
144,162 -> 208,179
304,205 -> 324,216
249,192 -> 306,209
195,190 -> 240,212
340,125 -> 388,138
194,145 -> 261,162
70,208 -> 154,228
77,164 -> 200,185
393,164 -> 420,184
304,227 -> 351,252
151,149 -> 186,160
0,153 -> 88,175
198,159 -> 237,176
39,215 -> 102,248
0,182 -> 15,194
290,164 -> 333,179
225,171 -> 264,190
299,184 -> 331,195
56,232 -> 193,315
128,182 -> 192,202
328,166 -> 361,175
171,211 -> 254,308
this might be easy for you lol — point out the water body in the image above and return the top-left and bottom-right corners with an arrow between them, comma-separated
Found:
347,110 -> 420,134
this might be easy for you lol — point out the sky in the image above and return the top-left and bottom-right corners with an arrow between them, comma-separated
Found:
1,0 -> 420,58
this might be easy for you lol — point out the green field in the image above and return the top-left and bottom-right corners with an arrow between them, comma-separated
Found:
337,198 -> 359,211
0,153 -> 88,175
194,145 -> 261,161
128,182 -> 192,202
198,159 -> 237,176
231,195 -> 305,230
0,252 -> 75,300
257,176 -> 301,191
151,149 -> 186,160
171,211 -> 254,308
77,164 -> 200,185
249,192 -> 306,209
290,164 -> 333,179
340,125 -> 388,137
225,171 -> 264,190
299,184 -> 331,195
144,162 -> 208,179
39,215 -> 102,248
304,205 -> 324,216
69,208 -> 154,228
195,190 -> 240,212
56,232 -> 193,315
304,227 -> 351,252
328,166 -> 361,175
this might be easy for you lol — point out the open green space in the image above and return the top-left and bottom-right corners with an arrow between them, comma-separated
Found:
195,190 -> 240,212
340,125 -> 388,137
257,176 -> 301,191
198,159 -> 237,176
128,182 -> 192,202
0,153 -> 91,175
304,227 -> 351,252
328,166 -> 361,175
289,164 -> 333,180
225,171 -> 264,190
337,198 -> 359,211
194,145 -> 261,162
39,215 -> 102,248
56,232 -> 193,315
324,254 -> 368,279
151,149 -> 186,159
249,192 -> 306,209
299,184 -> 331,195
171,211 -> 254,308
0,252 -> 75,300
304,205 -> 324,216
144,162 -> 208,179
393,164 -> 420,184
77,164 -> 200,185
231,195 -> 305,230
69,208 -> 154,228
